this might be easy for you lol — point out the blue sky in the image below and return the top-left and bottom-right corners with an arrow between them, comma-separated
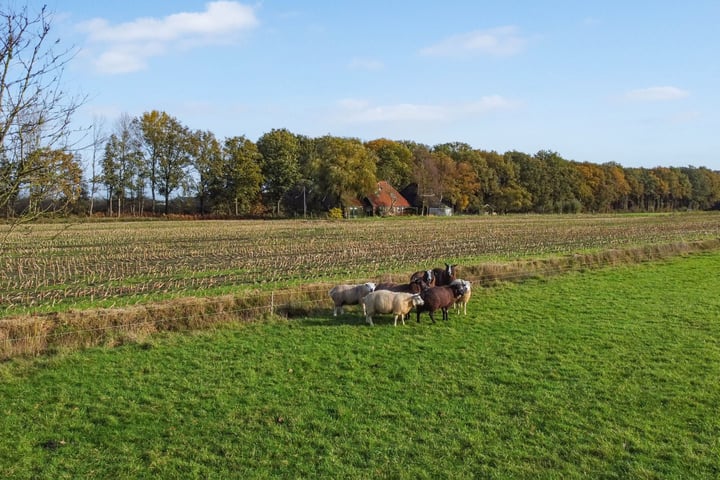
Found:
47,1 -> 720,170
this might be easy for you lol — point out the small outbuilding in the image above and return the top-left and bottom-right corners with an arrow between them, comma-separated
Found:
428,206 -> 453,216
344,198 -> 365,218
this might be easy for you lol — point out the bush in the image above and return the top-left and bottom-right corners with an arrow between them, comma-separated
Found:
328,207 -> 344,219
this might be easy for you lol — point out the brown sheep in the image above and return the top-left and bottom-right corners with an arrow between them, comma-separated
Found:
409,269 -> 435,287
431,263 -> 458,286
375,277 -> 429,294
416,282 -> 467,323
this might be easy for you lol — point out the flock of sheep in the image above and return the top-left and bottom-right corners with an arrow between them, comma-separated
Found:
328,264 -> 472,326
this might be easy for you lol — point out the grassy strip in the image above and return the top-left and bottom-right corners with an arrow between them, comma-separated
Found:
2,239 -> 719,360
1,252 -> 719,478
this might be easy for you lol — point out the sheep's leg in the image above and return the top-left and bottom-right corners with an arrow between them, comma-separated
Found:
365,315 -> 374,326
442,307 -> 448,321
429,311 -> 436,324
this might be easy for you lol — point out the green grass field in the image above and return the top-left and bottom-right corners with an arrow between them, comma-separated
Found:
2,251 -> 719,479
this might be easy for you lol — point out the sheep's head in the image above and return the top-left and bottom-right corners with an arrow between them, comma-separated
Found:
410,277 -> 430,293
450,279 -> 470,291
364,282 -> 376,292
411,293 -> 424,306
424,270 -> 434,283
446,263 -> 459,281
450,282 -> 467,298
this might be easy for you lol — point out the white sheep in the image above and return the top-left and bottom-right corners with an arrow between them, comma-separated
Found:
450,279 -> 472,315
362,290 -> 425,326
328,282 -> 376,316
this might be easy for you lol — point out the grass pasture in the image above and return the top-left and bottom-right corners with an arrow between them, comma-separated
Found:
1,251 -> 719,478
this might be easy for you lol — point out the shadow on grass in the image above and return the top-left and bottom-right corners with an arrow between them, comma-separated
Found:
288,310 -> 423,327
290,314 -> 366,327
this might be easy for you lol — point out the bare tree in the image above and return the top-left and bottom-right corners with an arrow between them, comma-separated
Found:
86,116 -> 107,216
102,113 -> 143,217
0,3 -> 85,222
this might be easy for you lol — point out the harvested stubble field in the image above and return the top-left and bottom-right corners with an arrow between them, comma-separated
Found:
3,213 -> 720,311
2,212 -> 720,358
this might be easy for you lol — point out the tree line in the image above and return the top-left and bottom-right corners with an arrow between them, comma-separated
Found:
6,109 -> 720,218
2,5 -> 719,224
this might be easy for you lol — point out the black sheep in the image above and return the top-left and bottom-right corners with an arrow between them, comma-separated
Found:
431,263 -> 458,286
409,269 -> 435,287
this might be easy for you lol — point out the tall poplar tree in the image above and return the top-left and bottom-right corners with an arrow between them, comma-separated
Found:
101,114 -> 142,216
137,111 -> 192,214
257,128 -> 300,215
189,130 -> 223,215
220,136 -> 262,216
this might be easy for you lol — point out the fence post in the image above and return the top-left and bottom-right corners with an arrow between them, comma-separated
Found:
270,291 -> 274,316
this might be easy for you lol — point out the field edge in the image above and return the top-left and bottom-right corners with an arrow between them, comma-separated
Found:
2,238 -> 719,360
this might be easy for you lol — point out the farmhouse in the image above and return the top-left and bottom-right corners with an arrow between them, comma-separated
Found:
364,181 -> 412,216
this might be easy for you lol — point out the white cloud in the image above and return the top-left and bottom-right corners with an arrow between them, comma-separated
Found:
77,1 -> 259,74
420,26 -> 527,57
94,42 -> 167,74
624,86 -> 689,102
338,95 -> 520,123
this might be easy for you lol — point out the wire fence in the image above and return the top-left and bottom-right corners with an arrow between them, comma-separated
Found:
4,238 -> 718,360
4,213 -> 720,312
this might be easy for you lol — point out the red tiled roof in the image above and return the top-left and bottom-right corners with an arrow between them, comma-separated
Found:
366,181 -> 411,208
